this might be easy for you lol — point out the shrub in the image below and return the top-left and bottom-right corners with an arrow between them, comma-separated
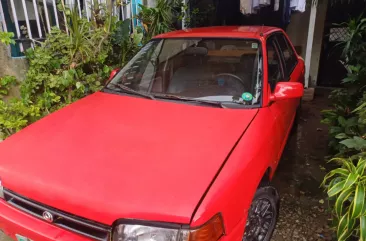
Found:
0,31 -> 15,45
322,157 -> 366,241
0,76 -> 17,98
0,1 -> 177,140
0,99 -> 41,140
0,4 -> 128,139
322,15 -> 366,241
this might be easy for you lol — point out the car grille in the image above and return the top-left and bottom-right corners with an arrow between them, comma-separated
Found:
3,188 -> 111,241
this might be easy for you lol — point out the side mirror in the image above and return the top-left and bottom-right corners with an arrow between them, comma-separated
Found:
106,68 -> 121,84
269,82 -> 304,102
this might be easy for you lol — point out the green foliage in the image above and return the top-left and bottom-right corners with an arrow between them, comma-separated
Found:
0,76 -> 17,98
0,1 -> 177,140
137,0 -> 176,39
336,15 -> 366,88
112,19 -> 143,65
322,157 -> 366,241
0,31 -> 15,45
0,99 -> 41,140
322,15 -> 366,240
20,14 -> 111,115
0,1 -> 150,140
180,4 -> 216,28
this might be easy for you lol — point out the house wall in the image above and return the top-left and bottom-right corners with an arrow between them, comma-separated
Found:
286,0 -> 328,87
0,42 -> 28,99
0,22 -> 28,82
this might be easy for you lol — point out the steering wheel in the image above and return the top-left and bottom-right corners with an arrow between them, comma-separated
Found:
215,73 -> 246,87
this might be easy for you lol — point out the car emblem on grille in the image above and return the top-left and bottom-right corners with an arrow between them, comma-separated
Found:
42,211 -> 54,223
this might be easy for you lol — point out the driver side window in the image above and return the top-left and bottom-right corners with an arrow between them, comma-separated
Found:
267,37 -> 284,91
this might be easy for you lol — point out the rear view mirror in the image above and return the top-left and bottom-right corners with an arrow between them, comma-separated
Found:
106,68 -> 121,84
269,82 -> 303,102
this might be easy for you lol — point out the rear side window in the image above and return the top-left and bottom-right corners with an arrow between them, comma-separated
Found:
276,34 -> 298,78
267,36 -> 284,91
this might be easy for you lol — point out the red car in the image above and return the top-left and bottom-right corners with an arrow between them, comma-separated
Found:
0,26 -> 304,241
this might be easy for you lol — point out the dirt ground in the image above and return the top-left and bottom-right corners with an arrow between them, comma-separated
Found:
0,89 -> 334,241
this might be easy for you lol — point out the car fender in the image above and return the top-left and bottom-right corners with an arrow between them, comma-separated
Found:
190,108 -> 279,236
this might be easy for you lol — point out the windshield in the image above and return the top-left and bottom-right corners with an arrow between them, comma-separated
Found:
107,38 -> 263,106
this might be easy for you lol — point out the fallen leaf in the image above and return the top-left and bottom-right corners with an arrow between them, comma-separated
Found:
319,199 -> 324,204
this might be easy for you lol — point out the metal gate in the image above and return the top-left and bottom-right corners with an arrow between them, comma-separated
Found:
0,0 -> 141,57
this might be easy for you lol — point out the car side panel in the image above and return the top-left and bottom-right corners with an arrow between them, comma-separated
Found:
287,61 -> 304,126
190,108 -> 278,235
284,32 -> 305,125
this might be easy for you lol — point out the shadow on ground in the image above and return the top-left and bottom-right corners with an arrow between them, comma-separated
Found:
272,88 -> 334,241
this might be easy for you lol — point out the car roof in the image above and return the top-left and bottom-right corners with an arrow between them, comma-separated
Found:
154,26 -> 281,39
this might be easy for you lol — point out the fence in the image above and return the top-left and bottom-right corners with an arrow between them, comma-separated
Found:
0,0 -> 142,57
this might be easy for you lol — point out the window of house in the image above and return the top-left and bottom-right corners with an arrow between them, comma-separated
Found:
276,34 -> 298,78
267,37 -> 284,91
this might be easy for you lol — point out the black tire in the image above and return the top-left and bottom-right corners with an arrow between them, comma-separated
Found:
243,186 -> 280,241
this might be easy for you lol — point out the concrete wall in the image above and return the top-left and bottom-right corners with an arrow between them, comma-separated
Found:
0,43 -> 28,81
0,42 -> 28,98
286,0 -> 328,87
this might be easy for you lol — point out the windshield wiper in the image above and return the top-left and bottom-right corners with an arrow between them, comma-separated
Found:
105,83 -> 155,100
153,94 -> 227,108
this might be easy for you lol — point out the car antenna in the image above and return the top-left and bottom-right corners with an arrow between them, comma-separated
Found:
259,24 -> 264,37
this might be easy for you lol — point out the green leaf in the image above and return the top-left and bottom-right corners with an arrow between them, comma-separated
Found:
343,173 -> 359,190
337,213 -> 348,238
113,19 -> 131,43
340,136 -> 366,150
327,167 -> 350,177
357,159 -> 366,175
76,82 -> 83,89
353,102 -> 366,113
351,184 -> 365,218
335,187 -> 354,217
360,216 -> 366,241
328,180 -> 346,197
336,133 -> 348,139
338,116 -> 347,127
337,213 -> 356,241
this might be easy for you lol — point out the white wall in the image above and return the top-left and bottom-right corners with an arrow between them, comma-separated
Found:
286,0 -> 328,86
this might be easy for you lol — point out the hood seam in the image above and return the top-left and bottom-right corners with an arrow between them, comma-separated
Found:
189,109 -> 260,225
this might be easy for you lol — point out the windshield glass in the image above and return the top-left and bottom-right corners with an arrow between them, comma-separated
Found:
107,38 -> 263,106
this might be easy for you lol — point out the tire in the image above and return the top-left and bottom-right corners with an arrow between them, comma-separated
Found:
243,186 -> 280,241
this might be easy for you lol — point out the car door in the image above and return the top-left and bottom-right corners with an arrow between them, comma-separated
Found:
275,33 -> 303,125
266,35 -> 289,163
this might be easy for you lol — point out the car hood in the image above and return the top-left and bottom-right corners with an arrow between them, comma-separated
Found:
0,92 -> 258,225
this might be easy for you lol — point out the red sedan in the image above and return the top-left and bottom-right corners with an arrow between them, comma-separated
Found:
0,26 -> 304,241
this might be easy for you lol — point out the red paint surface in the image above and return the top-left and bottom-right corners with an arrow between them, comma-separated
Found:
0,92 -> 257,225
0,26 -> 304,241
154,26 -> 278,39
269,82 -> 304,102
0,200 -> 90,241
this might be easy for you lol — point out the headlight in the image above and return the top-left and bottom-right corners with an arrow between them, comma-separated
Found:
113,214 -> 224,241
0,178 -> 4,199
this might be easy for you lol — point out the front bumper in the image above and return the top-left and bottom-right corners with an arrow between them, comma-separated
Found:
0,199 -> 91,241
0,198 -> 246,241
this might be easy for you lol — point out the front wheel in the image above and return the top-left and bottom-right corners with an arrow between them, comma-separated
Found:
243,186 -> 279,241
